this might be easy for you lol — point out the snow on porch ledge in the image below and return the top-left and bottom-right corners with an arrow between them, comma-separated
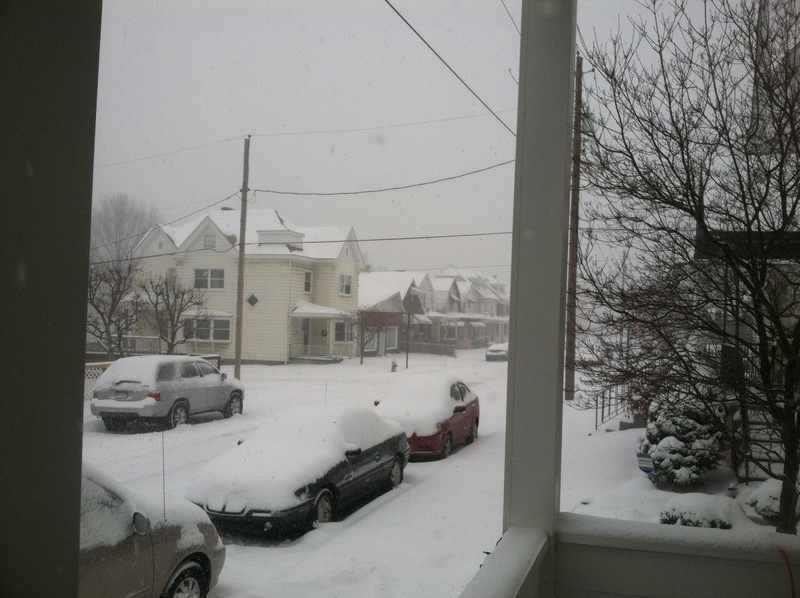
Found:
290,301 -> 349,320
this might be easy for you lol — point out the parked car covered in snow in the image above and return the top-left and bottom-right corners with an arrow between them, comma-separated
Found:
90,355 -> 244,431
374,379 -> 480,459
485,342 -> 508,361
80,462 -> 225,598
184,405 -> 410,534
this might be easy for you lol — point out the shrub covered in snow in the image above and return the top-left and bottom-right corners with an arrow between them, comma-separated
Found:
745,478 -> 782,520
660,493 -> 752,529
639,395 -> 724,488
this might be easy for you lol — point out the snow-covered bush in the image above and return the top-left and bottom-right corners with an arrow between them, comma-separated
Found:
639,395 -> 724,488
660,493 -> 752,529
745,478 -> 782,520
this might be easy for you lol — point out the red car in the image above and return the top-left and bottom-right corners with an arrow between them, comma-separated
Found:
375,380 -> 480,459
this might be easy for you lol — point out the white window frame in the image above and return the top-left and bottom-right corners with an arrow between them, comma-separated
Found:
385,326 -> 398,350
203,233 -> 215,249
338,274 -> 352,295
183,317 -> 231,342
333,320 -> 351,343
304,271 -> 313,294
363,328 -> 377,352
194,268 -> 224,290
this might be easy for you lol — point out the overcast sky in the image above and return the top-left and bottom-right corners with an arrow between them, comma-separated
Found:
92,0 -> 632,283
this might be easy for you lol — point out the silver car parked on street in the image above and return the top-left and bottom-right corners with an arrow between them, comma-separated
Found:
91,355 -> 244,431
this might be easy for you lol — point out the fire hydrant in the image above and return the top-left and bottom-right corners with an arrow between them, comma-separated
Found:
390,359 -> 398,372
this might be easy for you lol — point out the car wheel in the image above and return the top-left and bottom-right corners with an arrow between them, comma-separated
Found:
312,490 -> 334,526
164,561 -> 207,598
466,420 -> 479,444
166,402 -> 189,429
223,392 -> 243,418
101,416 -> 126,432
441,434 -> 452,459
388,457 -> 403,488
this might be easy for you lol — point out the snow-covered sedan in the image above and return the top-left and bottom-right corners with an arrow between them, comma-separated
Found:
485,342 -> 509,361
80,462 -> 225,598
184,405 -> 410,534
374,379 -> 480,460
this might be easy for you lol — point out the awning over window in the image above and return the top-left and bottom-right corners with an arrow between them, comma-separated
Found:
290,301 -> 349,319
413,314 -> 433,325
468,321 -> 487,328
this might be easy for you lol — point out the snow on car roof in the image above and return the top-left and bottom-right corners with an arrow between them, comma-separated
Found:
184,405 -> 403,512
374,377 -> 466,437
95,355 -> 204,386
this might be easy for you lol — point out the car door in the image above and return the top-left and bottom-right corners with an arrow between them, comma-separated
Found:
196,360 -> 226,410
79,478 -> 153,598
456,382 -> 479,441
179,361 -> 208,413
449,383 -> 471,443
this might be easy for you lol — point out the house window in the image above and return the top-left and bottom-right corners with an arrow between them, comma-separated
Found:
194,268 -> 224,289
364,329 -> 377,352
184,318 -> 231,341
339,274 -> 352,295
385,326 -> 398,350
304,271 -> 313,294
203,234 -> 215,249
442,322 -> 457,340
334,321 -> 350,342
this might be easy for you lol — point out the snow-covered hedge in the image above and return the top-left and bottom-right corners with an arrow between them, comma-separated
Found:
745,478 -> 782,520
660,493 -> 752,529
639,394 -> 724,488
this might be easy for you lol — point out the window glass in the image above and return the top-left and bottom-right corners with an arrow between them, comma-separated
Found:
364,329 -> 377,352
304,271 -> 313,293
385,326 -> 398,350
334,321 -> 346,342
339,274 -> 351,295
181,362 -> 200,379
196,362 -> 217,376
156,363 -> 175,381
209,269 -> 224,289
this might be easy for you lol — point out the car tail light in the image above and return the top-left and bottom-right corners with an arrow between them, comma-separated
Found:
147,390 -> 161,401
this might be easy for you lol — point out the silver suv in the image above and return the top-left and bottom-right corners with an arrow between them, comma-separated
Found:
90,355 -> 244,431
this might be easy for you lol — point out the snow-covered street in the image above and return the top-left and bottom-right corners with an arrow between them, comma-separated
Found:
83,348 -> 771,596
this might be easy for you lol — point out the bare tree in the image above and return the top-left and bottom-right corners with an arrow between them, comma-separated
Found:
580,0 -> 800,534
90,193 -> 161,262
86,260 -> 141,358
86,194 -> 162,356
138,274 -> 207,354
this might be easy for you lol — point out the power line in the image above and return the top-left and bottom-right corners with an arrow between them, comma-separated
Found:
251,159 -> 515,197
383,0 -> 516,138
251,109 -> 517,138
94,137 -> 244,169
94,110 -> 518,170
90,191 -> 240,253
499,0 -> 521,36
88,230 -> 513,267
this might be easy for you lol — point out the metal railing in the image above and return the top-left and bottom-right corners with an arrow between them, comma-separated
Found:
595,387 -> 625,429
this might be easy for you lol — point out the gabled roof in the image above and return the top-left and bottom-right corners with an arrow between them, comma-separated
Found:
358,271 -> 422,311
136,208 -> 360,262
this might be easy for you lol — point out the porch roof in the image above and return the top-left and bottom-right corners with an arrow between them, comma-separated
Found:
290,300 -> 349,320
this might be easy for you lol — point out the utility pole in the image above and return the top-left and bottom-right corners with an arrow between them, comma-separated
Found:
564,53 -> 583,402
234,135 -> 250,380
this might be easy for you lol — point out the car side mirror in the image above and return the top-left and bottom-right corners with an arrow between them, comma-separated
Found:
132,512 -> 149,536
453,405 -> 466,413
345,448 -> 362,459
221,373 -> 227,380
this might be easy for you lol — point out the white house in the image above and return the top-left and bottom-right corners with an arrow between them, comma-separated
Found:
133,208 -> 364,363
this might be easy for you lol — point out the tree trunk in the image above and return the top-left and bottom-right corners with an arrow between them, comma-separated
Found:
776,431 -> 799,534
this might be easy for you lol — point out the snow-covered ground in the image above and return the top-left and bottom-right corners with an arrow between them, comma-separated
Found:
81,349 -> 771,597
